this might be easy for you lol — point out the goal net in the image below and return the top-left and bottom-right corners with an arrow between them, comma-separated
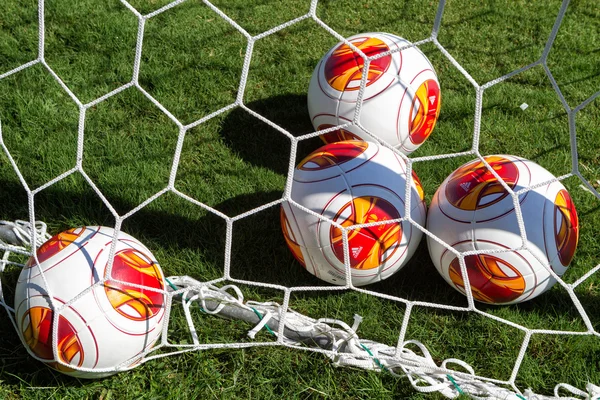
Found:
0,0 -> 599,398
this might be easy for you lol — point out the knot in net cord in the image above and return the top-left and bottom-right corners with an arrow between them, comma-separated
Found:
1,222 -> 597,399
0,220 -> 50,270
0,220 -> 50,249
167,275 -> 599,400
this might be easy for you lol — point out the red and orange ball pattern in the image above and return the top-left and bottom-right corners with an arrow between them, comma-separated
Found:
15,226 -> 166,378
427,155 -> 579,305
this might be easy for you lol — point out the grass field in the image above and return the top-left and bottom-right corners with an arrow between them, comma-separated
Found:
0,0 -> 599,399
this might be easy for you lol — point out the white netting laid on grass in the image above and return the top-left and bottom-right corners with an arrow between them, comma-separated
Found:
0,0 -> 599,398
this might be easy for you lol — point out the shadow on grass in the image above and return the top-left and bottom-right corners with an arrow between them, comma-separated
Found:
0,178 -> 298,387
0,145 -> 598,388
220,94 -> 323,176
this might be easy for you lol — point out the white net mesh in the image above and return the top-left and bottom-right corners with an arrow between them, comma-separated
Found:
0,0 -> 599,398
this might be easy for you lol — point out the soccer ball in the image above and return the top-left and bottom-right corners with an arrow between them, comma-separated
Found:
307,32 -> 441,155
281,140 -> 426,286
426,155 -> 579,305
14,226 -> 166,378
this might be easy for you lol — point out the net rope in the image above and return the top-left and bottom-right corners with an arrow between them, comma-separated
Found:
0,0 -> 599,398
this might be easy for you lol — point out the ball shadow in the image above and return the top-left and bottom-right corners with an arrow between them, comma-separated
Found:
220,94 -> 323,176
0,178 -> 227,386
218,191 -> 325,288
367,238 -> 467,308
0,151 -> 597,386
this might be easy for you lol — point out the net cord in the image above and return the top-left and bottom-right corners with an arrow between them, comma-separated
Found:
0,0 -> 599,398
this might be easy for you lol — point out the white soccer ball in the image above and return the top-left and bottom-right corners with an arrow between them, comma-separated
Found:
281,140 -> 426,286
307,32 -> 441,155
426,155 -> 579,305
14,226 -> 166,378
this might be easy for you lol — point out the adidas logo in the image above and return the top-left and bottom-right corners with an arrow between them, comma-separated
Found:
460,182 -> 471,192
429,95 -> 436,105
351,246 -> 363,258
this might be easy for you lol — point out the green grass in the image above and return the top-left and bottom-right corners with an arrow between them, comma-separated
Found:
0,0 -> 599,399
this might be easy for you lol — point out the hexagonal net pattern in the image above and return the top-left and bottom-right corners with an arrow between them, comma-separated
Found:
0,0 -> 599,398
